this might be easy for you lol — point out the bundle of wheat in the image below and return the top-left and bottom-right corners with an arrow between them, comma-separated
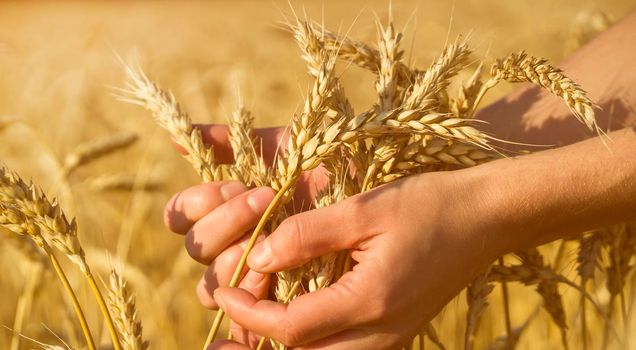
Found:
118,11 -> 620,350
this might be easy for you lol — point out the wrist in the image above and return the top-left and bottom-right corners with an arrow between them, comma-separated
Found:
445,160 -> 533,258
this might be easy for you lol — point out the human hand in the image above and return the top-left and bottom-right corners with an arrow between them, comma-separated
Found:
164,124 -> 329,347
208,171 -> 509,349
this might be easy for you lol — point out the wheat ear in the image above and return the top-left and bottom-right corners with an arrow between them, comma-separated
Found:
118,65 -> 221,182
472,51 -> 599,133
0,203 -> 95,350
62,131 -> 138,176
0,168 -> 122,350
465,268 -> 495,350
107,270 -> 149,350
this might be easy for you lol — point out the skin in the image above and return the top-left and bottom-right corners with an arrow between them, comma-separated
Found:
163,10 -> 636,350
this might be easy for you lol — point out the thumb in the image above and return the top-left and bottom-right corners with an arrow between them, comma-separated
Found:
247,198 -> 367,272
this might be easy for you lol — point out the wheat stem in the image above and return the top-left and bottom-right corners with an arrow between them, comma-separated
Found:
45,243 -> 96,350
204,178 -> 296,348
84,270 -> 123,350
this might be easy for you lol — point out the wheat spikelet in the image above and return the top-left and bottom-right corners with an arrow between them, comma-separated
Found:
403,38 -> 471,112
62,131 -> 138,176
465,268 -> 494,350
451,64 -> 483,118
318,25 -> 415,84
489,51 -> 598,131
375,21 -> 403,111
515,249 -> 568,348
118,65 -> 220,182
605,224 -> 636,297
227,102 -> 270,186
578,232 -> 603,283
107,270 -> 149,350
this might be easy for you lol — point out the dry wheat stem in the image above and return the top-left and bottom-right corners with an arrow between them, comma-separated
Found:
205,178 -> 296,348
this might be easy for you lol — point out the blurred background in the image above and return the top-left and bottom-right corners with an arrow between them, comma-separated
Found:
0,0 -> 634,349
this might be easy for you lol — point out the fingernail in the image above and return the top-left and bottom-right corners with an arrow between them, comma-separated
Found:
220,182 -> 246,201
243,270 -> 264,288
247,188 -> 271,213
214,292 -> 227,310
249,240 -> 273,270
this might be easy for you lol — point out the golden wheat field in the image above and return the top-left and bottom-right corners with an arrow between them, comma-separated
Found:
1,0 -> 636,349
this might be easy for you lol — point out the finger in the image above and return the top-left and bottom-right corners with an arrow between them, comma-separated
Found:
214,273 -> 366,347
185,187 -> 275,264
247,197 -> 367,273
196,242 -> 244,310
173,124 -> 285,165
207,340 -> 251,350
197,246 -> 270,310
164,181 -> 247,234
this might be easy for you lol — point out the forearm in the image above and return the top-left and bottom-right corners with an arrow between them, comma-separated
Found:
476,9 -> 636,148
458,127 -> 636,255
